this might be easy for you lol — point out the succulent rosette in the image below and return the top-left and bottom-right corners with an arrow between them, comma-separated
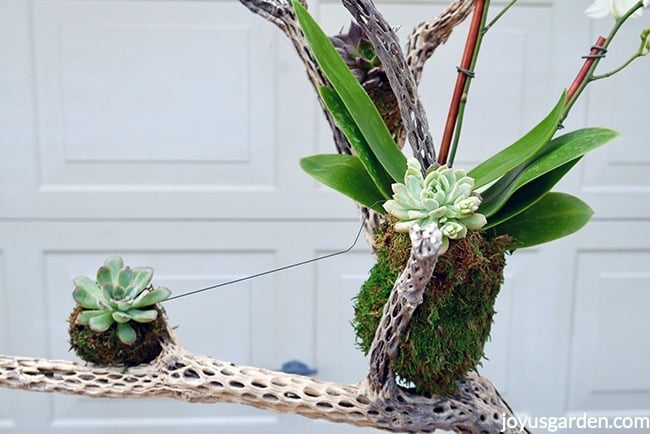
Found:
383,159 -> 487,253
72,256 -> 171,345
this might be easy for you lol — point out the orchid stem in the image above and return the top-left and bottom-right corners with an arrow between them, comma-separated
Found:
448,0 -> 492,167
485,0 -> 519,32
562,2 -> 644,121
438,0 -> 489,166
591,41 -> 647,81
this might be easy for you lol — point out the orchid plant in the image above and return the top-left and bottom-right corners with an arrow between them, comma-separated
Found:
295,0 -> 649,251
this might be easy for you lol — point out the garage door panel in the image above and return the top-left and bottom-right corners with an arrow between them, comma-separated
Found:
32,0 -> 274,190
569,250 -> 650,411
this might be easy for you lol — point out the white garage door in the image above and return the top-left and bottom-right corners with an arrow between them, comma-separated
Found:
1,0 -> 648,433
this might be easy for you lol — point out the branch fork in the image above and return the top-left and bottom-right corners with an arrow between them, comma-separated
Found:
0,1 -> 534,432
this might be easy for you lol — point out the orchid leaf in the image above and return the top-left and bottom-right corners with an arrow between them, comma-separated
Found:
320,86 -> 394,198
484,158 -> 580,229
480,127 -> 618,217
468,92 -> 566,188
493,192 -> 593,249
300,154 -> 386,213
293,0 -> 406,181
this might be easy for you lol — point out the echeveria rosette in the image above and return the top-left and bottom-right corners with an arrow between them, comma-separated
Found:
72,256 -> 171,345
383,159 -> 487,254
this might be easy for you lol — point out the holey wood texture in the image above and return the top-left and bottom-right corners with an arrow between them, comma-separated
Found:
0,0 -> 533,433
0,225 -> 527,433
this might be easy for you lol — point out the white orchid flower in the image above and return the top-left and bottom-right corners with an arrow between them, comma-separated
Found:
585,0 -> 649,19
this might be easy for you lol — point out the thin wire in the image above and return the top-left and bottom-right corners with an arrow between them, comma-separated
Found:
165,216 -> 369,302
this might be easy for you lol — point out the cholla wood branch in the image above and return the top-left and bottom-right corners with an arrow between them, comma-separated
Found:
0,1 -> 533,433
368,224 -> 442,392
406,0 -> 474,84
0,337 -> 522,433
239,0 -> 354,155
0,225 -> 529,433
341,0 -> 437,168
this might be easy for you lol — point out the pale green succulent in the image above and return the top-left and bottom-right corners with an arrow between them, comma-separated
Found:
72,256 -> 171,345
383,159 -> 487,253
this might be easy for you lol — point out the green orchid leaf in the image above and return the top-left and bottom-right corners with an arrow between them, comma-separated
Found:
493,192 -> 594,249
480,127 -> 618,217
293,1 -> 406,181
72,276 -> 104,309
468,92 -> 566,189
484,158 -> 580,229
320,86 -> 394,198
88,311 -> 115,332
131,286 -> 172,309
300,154 -> 386,213
117,322 -> 137,345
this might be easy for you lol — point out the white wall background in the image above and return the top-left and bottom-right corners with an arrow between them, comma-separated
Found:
0,0 -> 649,433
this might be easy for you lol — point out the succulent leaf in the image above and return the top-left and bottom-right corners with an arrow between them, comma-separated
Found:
103,257 -> 124,283
75,309 -> 105,325
117,267 -> 133,294
126,268 -> 153,298
117,322 -> 137,345
96,266 -> 113,288
124,309 -> 159,323
131,287 -> 172,310
384,159 -> 486,254
72,276 -> 104,309
88,311 -> 115,332
112,311 -> 133,323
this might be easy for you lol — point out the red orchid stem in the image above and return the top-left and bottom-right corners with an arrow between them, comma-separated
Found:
438,0 -> 486,166
566,35 -> 607,102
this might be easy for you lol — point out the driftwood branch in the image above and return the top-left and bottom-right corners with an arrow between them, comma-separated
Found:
341,0 -> 437,168
239,0 -> 353,155
0,3 -> 532,434
0,330 -> 522,433
406,0 -> 475,84
0,226 -> 530,433
368,224 -> 442,392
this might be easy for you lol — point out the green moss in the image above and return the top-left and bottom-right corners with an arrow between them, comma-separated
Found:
353,222 -> 510,396
68,305 -> 168,366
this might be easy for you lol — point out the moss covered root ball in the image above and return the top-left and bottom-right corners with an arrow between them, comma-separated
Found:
68,305 -> 169,366
353,224 -> 510,395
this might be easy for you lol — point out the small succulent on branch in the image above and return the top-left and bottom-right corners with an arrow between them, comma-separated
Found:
330,22 -> 401,135
331,22 -> 384,90
72,256 -> 171,345
383,159 -> 486,254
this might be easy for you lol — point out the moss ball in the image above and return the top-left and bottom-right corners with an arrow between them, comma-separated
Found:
353,223 -> 510,396
68,305 -> 168,366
